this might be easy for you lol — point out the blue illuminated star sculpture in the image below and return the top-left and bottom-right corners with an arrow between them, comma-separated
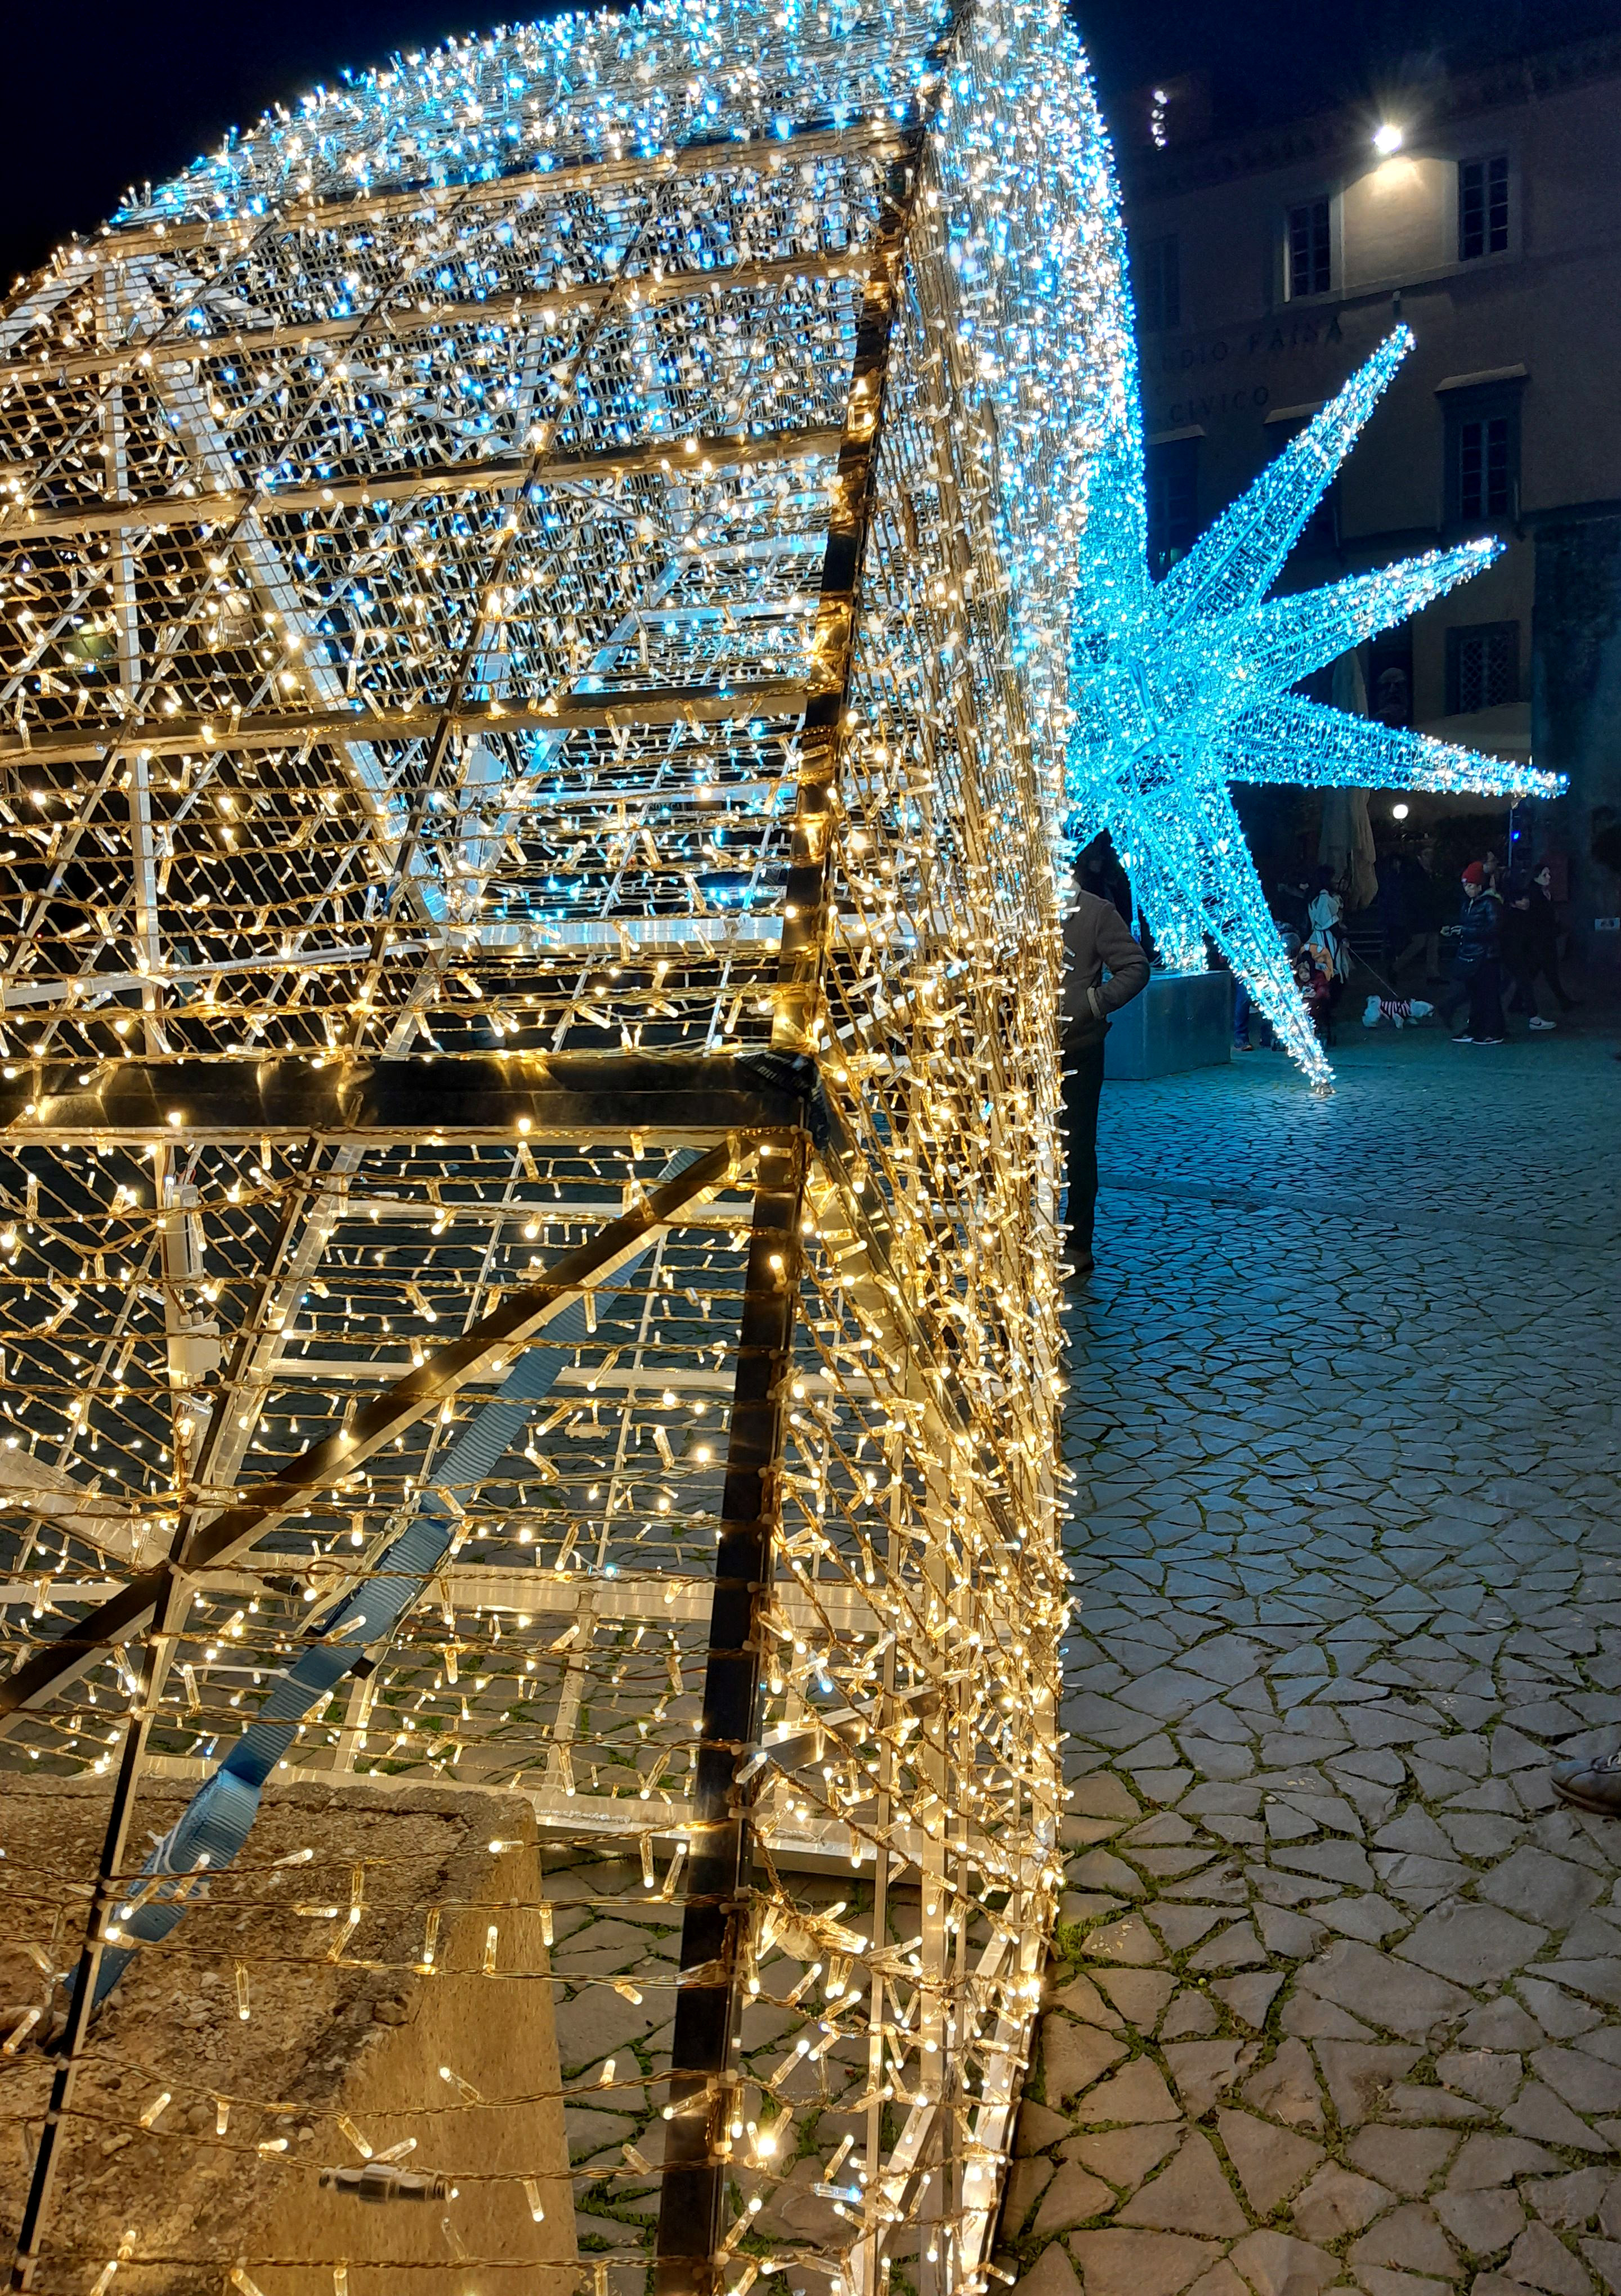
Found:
1065,327 -> 1562,1089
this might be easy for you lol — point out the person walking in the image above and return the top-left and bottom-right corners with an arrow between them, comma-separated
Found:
1392,842 -> 1447,983
1444,862 -> 1507,1045
1527,862 -> 1578,1014
1376,853 -> 1410,977
1502,875 -> 1559,1030
1307,875 -> 1351,984
1060,866 -> 1150,1276
1305,873 -> 1353,1039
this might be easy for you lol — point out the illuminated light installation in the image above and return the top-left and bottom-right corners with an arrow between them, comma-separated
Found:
1066,324 -> 1564,1089
0,0 -> 1118,2290
82,1154 -> 698,2011
0,0 -> 1541,2279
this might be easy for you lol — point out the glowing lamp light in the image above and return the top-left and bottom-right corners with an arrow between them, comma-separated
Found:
1391,802 -> 1410,820
1373,122 -> 1404,154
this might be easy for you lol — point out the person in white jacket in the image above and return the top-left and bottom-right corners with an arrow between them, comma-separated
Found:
1307,883 -> 1353,981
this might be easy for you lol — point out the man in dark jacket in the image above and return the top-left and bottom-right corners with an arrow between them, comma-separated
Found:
1060,875 -> 1152,1275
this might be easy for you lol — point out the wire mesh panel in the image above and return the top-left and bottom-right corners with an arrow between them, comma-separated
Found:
0,0 -> 1129,2289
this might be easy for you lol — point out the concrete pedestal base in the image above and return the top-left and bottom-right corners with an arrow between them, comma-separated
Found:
0,1775 -> 576,2296
1104,970 -> 1234,1081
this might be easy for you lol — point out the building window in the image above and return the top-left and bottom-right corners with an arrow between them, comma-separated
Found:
1146,436 -> 1199,575
1442,380 -> 1523,527
1287,199 -> 1332,298
1134,234 -> 1180,332
1447,622 -> 1519,715
1458,415 -> 1512,521
1459,155 -> 1510,261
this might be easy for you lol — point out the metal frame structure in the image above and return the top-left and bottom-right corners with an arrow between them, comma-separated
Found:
0,0 -> 1096,2289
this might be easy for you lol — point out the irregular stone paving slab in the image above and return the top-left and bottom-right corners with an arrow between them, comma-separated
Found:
1002,1032 -> 1621,2296
1116,2134 -> 1250,2237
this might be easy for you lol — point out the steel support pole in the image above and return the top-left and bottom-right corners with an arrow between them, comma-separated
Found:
653,1130 -> 805,2296
654,131 -> 919,2296
8,1563 -> 190,2291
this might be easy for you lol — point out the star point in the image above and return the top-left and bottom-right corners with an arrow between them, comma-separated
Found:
1067,327 -> 1563,1083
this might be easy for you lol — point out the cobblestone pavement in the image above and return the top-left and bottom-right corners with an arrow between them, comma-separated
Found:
1001,1020 -> 1621,2296
550,1844 -> 888,2286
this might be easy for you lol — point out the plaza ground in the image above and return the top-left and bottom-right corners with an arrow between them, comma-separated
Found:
1002,1013 -> 1621,2296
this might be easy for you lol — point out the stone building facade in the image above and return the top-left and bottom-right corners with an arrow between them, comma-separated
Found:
1117,31 -> 1621,958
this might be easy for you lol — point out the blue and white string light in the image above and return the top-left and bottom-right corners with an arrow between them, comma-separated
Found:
1062,328 -> 1562,1086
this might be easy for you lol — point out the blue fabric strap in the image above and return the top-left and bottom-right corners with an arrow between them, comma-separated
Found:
86,1153 -> 700,2006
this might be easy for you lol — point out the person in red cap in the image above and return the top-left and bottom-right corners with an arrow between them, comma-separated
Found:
1441,862 -> 1507,1044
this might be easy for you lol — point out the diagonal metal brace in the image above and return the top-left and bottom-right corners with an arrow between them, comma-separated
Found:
0,1139 -> 738,1729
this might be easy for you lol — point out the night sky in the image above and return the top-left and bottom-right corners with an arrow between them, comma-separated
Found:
2,0 -> 1620,290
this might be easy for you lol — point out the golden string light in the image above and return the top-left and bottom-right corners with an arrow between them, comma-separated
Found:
0,0 -> 1108,2289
